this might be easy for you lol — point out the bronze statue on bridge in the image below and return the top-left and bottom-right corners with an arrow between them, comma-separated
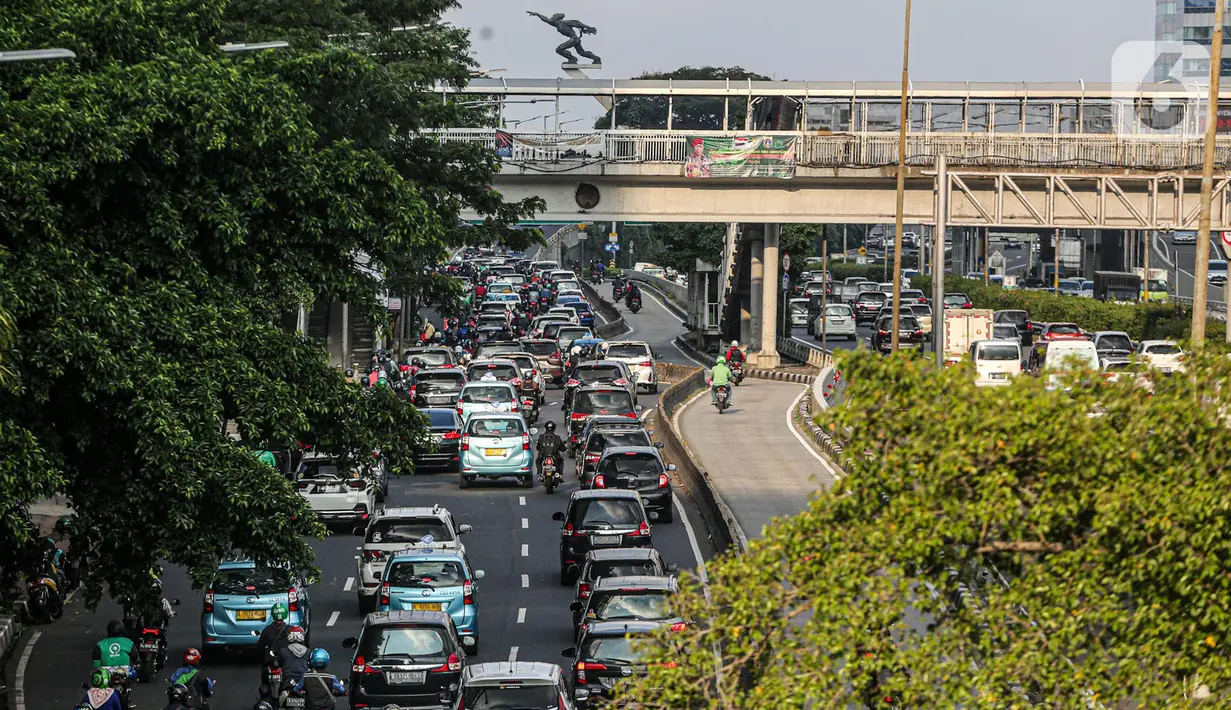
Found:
527,12 -> 601,65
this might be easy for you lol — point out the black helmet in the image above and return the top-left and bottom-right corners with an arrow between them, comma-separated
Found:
107,620 -> 126,637
53,516 -> 72,537
544,421 -> 556,432
344,368 -> 355,378
167,684 -> 190,702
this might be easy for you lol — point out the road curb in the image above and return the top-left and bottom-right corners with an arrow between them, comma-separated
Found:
579,281 -> 630,339
746,369 -> 814,385
800,367 -> 851,470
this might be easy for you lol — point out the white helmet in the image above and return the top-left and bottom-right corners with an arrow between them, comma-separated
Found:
730,340 -> 739,348
571,346 -> 582,355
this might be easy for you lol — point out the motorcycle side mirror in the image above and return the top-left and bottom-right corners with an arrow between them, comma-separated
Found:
567,563 -> 580,574
552,511 -> 565,521
461,636 -> 477,648
648,510 -> 660,521
666,464 -> 677,472
635,404 -> 643,412
575,688 -> 592,702
342,637 -> 358,649
458,524 -> 473,534
666,563 -> 680,573
530,427 -> 539,436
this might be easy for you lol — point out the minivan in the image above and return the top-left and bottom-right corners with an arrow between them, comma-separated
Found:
970,340 -> 1022,387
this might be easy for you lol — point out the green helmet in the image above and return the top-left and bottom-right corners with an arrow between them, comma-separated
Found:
92,668 -> 110,688
716,355 -> 727,365
271,602 -> 288,621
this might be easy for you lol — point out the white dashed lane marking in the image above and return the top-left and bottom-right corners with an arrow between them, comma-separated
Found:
517,608 -> 526,623
520,544 -> 529,557
327,611 -> 340,627
343,577 -> 354,592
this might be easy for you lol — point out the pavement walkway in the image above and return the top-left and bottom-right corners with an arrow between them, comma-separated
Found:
676,378 -> 841,541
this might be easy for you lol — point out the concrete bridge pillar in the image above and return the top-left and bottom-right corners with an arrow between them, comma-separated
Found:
757,223 -> 781,368
748,230 -> 764,352
325,301 -> 349,369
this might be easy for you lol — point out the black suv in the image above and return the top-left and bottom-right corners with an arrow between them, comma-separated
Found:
854,291 -> 888,324
563,620 -> 667,709
567,387 -> 639,454
572,575 -> 683,635
552,490 -> 652,585
342,610 -> 471,708
577,428 -> 657,484
871,315 -> 923,353
413,409 -> 463,471
590,447 -> 675,523
572,549 -> 678,628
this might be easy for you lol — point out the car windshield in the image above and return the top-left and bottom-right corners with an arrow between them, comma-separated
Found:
417,373 -> 464,392
594,591 -> 674,621
386,560 -> 467,589
573,499 -> 644,528
461,387 -> 513,404
884,316 -> 919,330
470,364 -> 518,381
366,519 -> 453,544
406,350 -> 452,366
213,566 -> 294,595
591,561 -> 661,580
427,410 -> 460,428
1049,323 -> 1081,335
977,344 -> 1021,361
574,391 -> 634,415
1097,335 -> 1133,352
462,685 -> 560,710
361,626 -> 449,663
581,636 -> 648,666
519,341 -> 558,356
825,305 -> 852,317
575,366 -> 622,383
601,454 -> 662,476
468,418 -> 526,437
605,344 -> 651,359
1146,343 -> 1182,355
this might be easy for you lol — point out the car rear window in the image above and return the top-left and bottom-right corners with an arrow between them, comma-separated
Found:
593,591 -> 674,622
360,626 -> 448,663
461,386 -> 513,404
588,431 -> 650,452
605,344 -> 651,359
576,365 -> 622,383
297,459 -> 352,479
910,305 -> 932,317
574,390 -> 635,415
825,305 -> 852,317
469,364 -> 518,380
476,343 -> 523,358
214,566 -> 293,595
1097,335 -> 1133,351
569,303 -> 593,313
519,341 -> 558,356
417,373 -> 465,391
998,311 -> 1028,325
462,685 -> 559,709
468,417 -> 526,437
581,636 -> 648,665
558,327 -> 593,341
943,294 -> 968,304
571,499 -> 644,528
477,315 -> 507,328
1049,323 -> 1081,335
600,453 -> 662,476
1146,344 -> 1181,355
386,560 -> 468,588
977,344 -> 1020,361
427,410 -> 460,428
507,356 -> 537,372
367,518 -> 453,544
543,323 -> 567,338
993,325 -> 1019,340
589,560 -> 661,580
479,302 -> 508,312
408,350 -> 453,366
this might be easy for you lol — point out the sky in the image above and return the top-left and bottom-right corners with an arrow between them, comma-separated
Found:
445,0 -> 1157,125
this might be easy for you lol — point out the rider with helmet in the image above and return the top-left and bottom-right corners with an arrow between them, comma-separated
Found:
78,668 -> 125,710
535,421 -> 566,474
291,649 -> 347,709
167,648 -> 213,708
93,620 -> 136,669
708,354 -> 734,406
724,340 -> 745,367
257,602 -> 292,658
277,625 -> 311,686
161,683 -> 193,710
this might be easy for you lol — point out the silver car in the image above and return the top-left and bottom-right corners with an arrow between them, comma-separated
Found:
813,303 -> 857,341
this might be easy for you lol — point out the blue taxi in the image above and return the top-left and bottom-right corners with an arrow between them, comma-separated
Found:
377,549 -> 485,652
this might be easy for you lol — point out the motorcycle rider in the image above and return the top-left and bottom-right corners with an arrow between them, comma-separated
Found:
291,649 -> 347,709
624,281 -> 642,310
161,683 -> 194,710
257,602 -> 291,655
93,620 -> 137,669
277,626 -> 311,686
78,669 -> 125,710
535,421 -> 565,476
708,354 -> 734,406
565,345 -> 583,374
724,340 -> 746,368
167,648 -> 214,708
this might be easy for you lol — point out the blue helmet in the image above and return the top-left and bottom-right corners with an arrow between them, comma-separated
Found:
309,648 -> 330,669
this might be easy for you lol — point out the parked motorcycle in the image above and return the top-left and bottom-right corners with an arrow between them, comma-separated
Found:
541,456 -> 562,494
25,575 -> 62,623
714,385 -> 732,413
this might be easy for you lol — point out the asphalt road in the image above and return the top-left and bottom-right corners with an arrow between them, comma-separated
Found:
11,292 -> 716,709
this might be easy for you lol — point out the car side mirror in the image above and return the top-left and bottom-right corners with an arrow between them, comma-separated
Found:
635,404 -> 643,412
569,601 -> 583,612
474,570 -> 485,580
654,442 -> 665,449
666,563 -> 680,573
552,511 -> 566,521
458,524 -> 473,534
342,637 -> 358,649
567,563 -> 580,574
575,688 -> 592,702
462,636 -> 476,648
352,526 -> 367,537
562,647 -> 577,658
666,464 -> 677,471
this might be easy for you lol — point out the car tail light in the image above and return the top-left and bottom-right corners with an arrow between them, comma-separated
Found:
567,379 -> 580,387
511,377 -> 522,386
963,302 -> 973,308
593,474 -> 607,488
354,504 -> 369,520
576,661 -> 606,684
288,586 -> 300,612
456,402 -> 464,415
522,433 -> 531,451
658,473 -> 669,489
563,523 -> 584,537
379,582 -> 390,606
553,351 -> 562,359
571,412 -> 587,420
204,589 -> 214,613
585,452 -> 602,463
463,580 -> 474,605
669,622 -> 688,632
614,378 -> 628,386
347,479 -> 367,490
913,330 -> 922,338
432,652 -> 463,673
461,435 -> 469,451
578,582 -> 591,599
635,521 -> 650,537
639,360 -> 653,368
362,550 -> 383,563
511,402 -> 519,412
443,430 -> 461,440
878,330 -> 888,336
442,363 -> 454,368
352,654 -> 380,674
623,411 -> 637,419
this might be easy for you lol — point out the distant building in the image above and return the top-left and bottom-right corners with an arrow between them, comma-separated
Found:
1155,0 -> 1231,80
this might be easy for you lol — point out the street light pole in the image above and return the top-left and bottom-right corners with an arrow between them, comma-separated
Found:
890,0 -> 913,352
1193,0 -> 1225,350
821,241 -> 830,353
0,48 -> 76,62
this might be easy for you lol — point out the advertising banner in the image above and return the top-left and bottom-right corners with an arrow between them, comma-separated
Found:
683,135 -> 797,179
495,130 -> 603,159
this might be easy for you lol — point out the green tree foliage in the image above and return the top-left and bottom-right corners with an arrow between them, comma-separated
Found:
622,351 -> 1231,707
0,0 -> 535,608
593,66 -> 771,130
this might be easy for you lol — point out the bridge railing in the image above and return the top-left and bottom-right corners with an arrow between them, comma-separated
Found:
435,128 -> 1231,171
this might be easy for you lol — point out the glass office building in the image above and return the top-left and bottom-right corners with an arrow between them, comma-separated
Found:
1156,0 -> 1231,79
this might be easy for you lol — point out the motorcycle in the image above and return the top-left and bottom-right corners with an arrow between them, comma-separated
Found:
627,295 -> 642,314
713,384 -> 732,413
520,395 -> 539,424
612,283 -> 626,301
135,625 -> 168,682
259,648 -> 283,705
590,271 -> 603,285
25,575 -> 62,623
540,456 -> 562,494
730,362 -> 745,386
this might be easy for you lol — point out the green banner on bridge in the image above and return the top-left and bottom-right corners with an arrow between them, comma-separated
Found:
683,135 -> 797,179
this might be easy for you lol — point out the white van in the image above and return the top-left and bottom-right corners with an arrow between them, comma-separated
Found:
969,340 -> 1022,386
1038,340 -> 1100,390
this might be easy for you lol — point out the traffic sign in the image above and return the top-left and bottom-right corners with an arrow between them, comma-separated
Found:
1222,231 -> 1231,249
782,254 -> 791,271
858,246 -> 867,256
781,274 -> 790,292
604,242 -> 621,253
608,233 -> 619,243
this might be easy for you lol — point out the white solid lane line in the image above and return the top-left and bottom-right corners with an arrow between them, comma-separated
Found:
520,543 -> 529,557
521,517 -> 528,529
343,577 -> 354,592
787,388 -> 843,481
15,629 -> 40,710
521,574 -> 529,588
673,493 -> 712,603
508,646 -> 519,663
327,611 -> 341,627
517,608 -> 527,624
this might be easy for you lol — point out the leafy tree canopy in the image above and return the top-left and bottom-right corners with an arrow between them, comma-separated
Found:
594,65 -> 772,131
642,223 -> 816,280
0,0 -> 535,609
622,352 -> 1231,708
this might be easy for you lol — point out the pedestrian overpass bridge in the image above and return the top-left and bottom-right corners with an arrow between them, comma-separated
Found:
446,78 -> 1231,230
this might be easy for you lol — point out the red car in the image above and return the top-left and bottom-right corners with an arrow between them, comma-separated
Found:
1038,322 -> 1087,341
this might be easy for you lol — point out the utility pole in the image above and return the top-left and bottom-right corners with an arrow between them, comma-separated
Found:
1053,229 -> 1061,290
934,154 -> 948,366
842,224 -> 848,262
821,241 -> 830,353
1144,232 -> 1151,302
984,228 -> 990,284
890,0 -> 913,351
1194,0 -> 1225,349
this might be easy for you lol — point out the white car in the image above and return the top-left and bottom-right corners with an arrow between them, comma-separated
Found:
788,298 -> 811,327
355,505 -> 472,612
457,381 -> 519,423
813,304 -> 857,341
970,340 -> 1022,387
1136,339 -> 1185,373
601,340 -> 658,393
295,453 -> 378,526
546,307 -> 581,324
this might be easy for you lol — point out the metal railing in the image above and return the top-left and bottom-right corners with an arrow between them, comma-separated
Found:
435,128 -> 1231,171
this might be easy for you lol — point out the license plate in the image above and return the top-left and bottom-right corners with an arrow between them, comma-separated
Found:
139,642 -> 159,651
388,671 -> 427,684
237,609 -> 266,621
485,448 -> 506,456
284,699 -> 306,708
411,602 -> 442,611
1161,367 -> 1172,373
990,372 -> 1007,380
591,534 -> 621,546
